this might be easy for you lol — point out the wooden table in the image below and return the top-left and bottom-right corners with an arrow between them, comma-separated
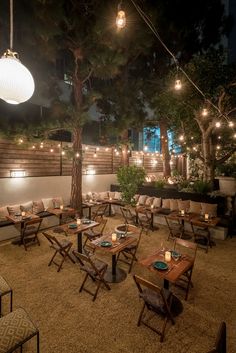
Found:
52,220 -> 99,253
82,199 -> 124,218
47,207 -> 77,225
139,248 -> 194,290
82,201 -> 103,219
190,215 -> 220,248
136,206 -> 160,230
91,232 -> 138,283
166,211 -> 197,239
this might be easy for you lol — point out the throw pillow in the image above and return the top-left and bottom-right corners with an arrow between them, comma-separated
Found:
32,200 -> 44,214
0,206 -> 9,218
201,203 -> 218,217
145,197 -> 154,206
177,200 -> 190,212
138,195 -> 147,205
189,200 -> 201,214
114,192 -> 121,200
42,198 -> 54,210
152,197 -> 161,208
162,199 -> 171,209
20,201 -> 33,213
99,191 -> 108,200
7,204 -> 21,215
52,197 -> 64,208
169,199 -> 180,211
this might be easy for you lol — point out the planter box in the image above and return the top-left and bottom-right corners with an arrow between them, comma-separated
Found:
217,177 -> 236,196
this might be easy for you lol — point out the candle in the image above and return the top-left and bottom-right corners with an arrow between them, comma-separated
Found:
21,211 -> 26,217
151,204 -> 154,209
165,251 -> 171,262
205,213 -> 209,221
109,197 -> 112,201
60,205 -> 64,210
111,233 -> 117,242
89,199 -> 93,203
180,209 -> 185,216
136,202 -> 139,207
76,218 -> 81,226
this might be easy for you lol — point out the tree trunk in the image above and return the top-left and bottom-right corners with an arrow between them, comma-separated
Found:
202,134 -> 215,188
70,127 -> 83,214
120,130 -> 129,166
159,120 -> 171,177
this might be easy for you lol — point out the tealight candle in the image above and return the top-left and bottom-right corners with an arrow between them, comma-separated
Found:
111,233 -> 117,242
165,251 -> 171,262
21,211 -> 26,217
180,209 -> 185,216
205,213 -> 209,221
109,197 -> 112,201
151,204 -> 154,209
60,205 -> 64,210
76,218 -> 81,226
89,199 -> 93,203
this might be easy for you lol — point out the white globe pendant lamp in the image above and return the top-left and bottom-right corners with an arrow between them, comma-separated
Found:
0,0 -> 35,105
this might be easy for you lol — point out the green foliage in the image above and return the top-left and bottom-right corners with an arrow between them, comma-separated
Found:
216,156 -> 236,177
154,179 -> 166,189
117,166 -> 146,205
193,180 -> 212,193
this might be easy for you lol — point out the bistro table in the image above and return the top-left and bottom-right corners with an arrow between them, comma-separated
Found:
166,211 -> 197,239
139,248 -> 194,290
135,205 -> 160,230
91,230 -> 138,283
82,201 -> 103,219
190,214 -> 220,249
51,219 -> 99,253
47,207 -> 77,225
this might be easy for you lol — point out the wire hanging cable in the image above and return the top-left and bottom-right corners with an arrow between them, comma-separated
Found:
10,0 -> 13,50
129,0 -> 231,123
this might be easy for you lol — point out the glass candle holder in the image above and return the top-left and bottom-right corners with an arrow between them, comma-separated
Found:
111,233 -> 117,242
151,204 -> 154,209
21,211 -> 26,217
76,218 -> 81,226
60,205 -> 64,210
204,213 -> 209,221
164,251 -> 171,262
180,209 -> 185,216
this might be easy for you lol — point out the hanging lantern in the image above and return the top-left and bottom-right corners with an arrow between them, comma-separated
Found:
0,1 -> 35,105
116,10 -> 126,29
0,50 -> 35,104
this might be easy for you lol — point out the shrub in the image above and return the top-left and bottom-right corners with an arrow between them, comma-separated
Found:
117,166 -> 146,205
193,180 -> 211,193
155,179 -> 166,189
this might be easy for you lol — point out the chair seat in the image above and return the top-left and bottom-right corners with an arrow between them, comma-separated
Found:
123,243 -> 137,251
140,288 -> 171,315
82,258 -> 107,276
84,230 -> 100,239
0,308 -> 38,353
23,227 -> 38,237
0,277 -> 11,296
50,239 -> 72,251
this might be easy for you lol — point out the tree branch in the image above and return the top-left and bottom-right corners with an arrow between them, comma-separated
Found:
216,147 -> 236,164
82,68 -> 94,83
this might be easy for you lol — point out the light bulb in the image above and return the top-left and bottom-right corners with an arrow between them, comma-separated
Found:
179,135 -> 184,141
215,122 -> 221,128
175,79 -> 182,90
94,153 -> 97,158
50,148 -> 54,153
76,153 -> 80,157
202,108 -> 208,116
61,151 -> 65,155
143,145 -> 148,151
116,10 -> 126,29
229,121 -> 234,127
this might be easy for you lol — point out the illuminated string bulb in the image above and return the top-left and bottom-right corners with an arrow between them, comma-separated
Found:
127,149 -> 130,153
93,152 -> 97,158
32,145 -> 35,149
218,136 -> 221,140
179,135 -> 184,141
19,138 -> 23,144
105,147 -> 109,152
50,148 -> 54,153
215,122 -> 221,128
40,143 -> 43,149
76,152 -> 80,158
57,143 -> 61,148
191,136 -> 194,140
202,108 -> 208,116
170,160 -> 173,165
116,10 -> 126,29
114,148 -> 117,152
61,151 -> 65,156
85,146 -> 88,150
216,145 -> 220,150
116,151 -> 120,156
174,79 -> 182,90
172,149 -> 176,153
143,145 -> 148,151
234,133 -> 236,138
96,147 -> 100,151
229,121 -> 234,127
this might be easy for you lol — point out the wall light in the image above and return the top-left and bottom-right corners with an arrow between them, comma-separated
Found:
10,169 -> 26,178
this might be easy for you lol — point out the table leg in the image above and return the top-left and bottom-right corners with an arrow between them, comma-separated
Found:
89,207 -> 91,220
77,231 -> 83,253
108,203 -> 112,217
104,254 -> 127,283
164,279 -> 169,290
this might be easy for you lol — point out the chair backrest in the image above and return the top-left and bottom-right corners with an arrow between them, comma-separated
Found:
92,204 -> 108,219
207,322 -> 226,353
42,231 -> 63,248
133,275 -> 169,309
73,250 -> 101,275
165,216 -> 181,229
120,207 -> 135,224
94,218 -> 107,234
174,237 -> 197,261
23,218 -> 42,234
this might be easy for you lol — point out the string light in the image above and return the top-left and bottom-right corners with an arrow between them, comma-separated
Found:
215,122 -> 221,128
202,108 -> 208,116
76,152 -> 80,157
50,148 -> 54,153
19,138 -> 23,144
116,2 -> 126,30
32,145 -> 35,149
174,79 -> 182,90
61,151 -> 65,156
93,152 -> 97,158
143,145 -> 148,151
105,147 -> 109,151
216,145 -> 220,150
179,135 -> 184,141
229,121 -> 234,127
85,146 -> 88,150
96,147 -> 100,151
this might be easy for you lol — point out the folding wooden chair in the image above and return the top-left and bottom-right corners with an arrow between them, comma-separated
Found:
206,321 -> 226,353
165,216 -> 183,241
72,250 -> 111,301
137,211 -> 152,235
190,221 -> 211,253
133,275 -> 175,342
173,238 -> 197,300
83,218 -> 107,251
91,204 -> 108,220
116,226 -> 143,273
42,232 -> 75,272
21,218 -> 42,251
120,206 -> 137,225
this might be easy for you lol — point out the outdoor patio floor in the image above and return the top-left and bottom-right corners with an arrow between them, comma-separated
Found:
0,215 -> 235,353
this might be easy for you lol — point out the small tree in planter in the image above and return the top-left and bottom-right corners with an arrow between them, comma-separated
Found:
117,166 -> 146,206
